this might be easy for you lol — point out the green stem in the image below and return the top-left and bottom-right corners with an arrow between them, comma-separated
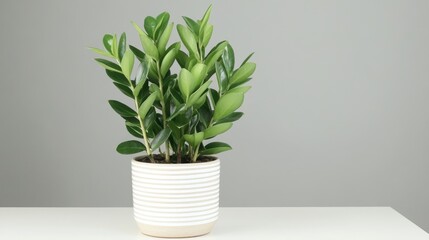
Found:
133,97 -> 154,163
156,63 -> 170,162
192,144 -> 200,163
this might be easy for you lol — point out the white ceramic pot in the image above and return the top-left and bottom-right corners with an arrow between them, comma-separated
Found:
131,157 -> 220,238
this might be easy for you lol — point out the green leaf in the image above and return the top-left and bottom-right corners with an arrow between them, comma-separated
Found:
89,47 -> 113,58
184,132 -> 204,148
187,80 -> 212,107
95,58 -> 121,73
132,21 -> 145,35
182,17 -> 199,35
200,142 -> 232,155
228,85 -> 252,94
222,44 -> 235,75
241,52 -> 254,67
229,62 -> 256,88
136,57 -> 150,84
205,41 -> 228,71
158,22 -> 174,56
113,82 -> 133,98
215,61 -> 228,94
202,24 -> 213,47
167,103 -> 186,121
144,16 -> 157,38
199,5 -> 212,33
118,32 -> 127,61
213,93 -> 244,121
161,48 -> 178,77
154,12 -> 170,40
129,45 -> 145,62
126,124 -> 143,138
139,33 -> 159,60
177,24 -> 199,58
191,63 -> 207,87
204,122 -> 233,139
151,128 -> 172,150
139,92 -> 157,119
209,88 -> 220,106
178,68 -> 195,99
103,34 -> 113,54
120,49 -> 134,80
116,140 -> 146,154
176,50 -> 189,68
106,69 -> 129,86
108,100 -> 137,117
216,112 -> 244,124
111,34 -> 118,58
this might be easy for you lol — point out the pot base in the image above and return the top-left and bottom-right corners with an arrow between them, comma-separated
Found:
137,221 -> 216,238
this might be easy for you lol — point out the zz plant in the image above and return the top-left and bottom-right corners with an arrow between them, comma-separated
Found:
90,6 -> 256,163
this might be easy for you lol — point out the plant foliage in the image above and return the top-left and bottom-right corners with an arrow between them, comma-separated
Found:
90,6 -> 256,163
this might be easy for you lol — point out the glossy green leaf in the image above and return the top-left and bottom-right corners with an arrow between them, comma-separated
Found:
129,45 -> 145,62
116,140 -> 146,154
113,82 -> 133,98
191,63 -> 207,87
111,34 -> 118,58
131,21 -> 145,35
241,52 -> 254,67
144,16 -> 157,38
108,100 -> 137,117
183,17 -> 199,35
194,94 -> 207,109
202,24 -> 213,47
161,48 -> 178,77
157,22 -> 174,56
118,33 -> 127,61
151,128 -> 172,150
154,12 -> 170,40
227,85 -> 251,94
103,34 -> 113,54
187,80 -> 211,107
139,92 -> 157,119
126,124 -> 143,138
139,33 -> 159,60
178,68 -> 195,99
184,132 -> 204,147
176,51 -> 188,68
229,62 -> 256,88
105,69 -> 129,86
136,57 -> 150,84
200,142 -> 232,155
204,122 -> 232,139
213,93 -> 244,121
199,5 -> 212,32
89,47 -> 113,58
216,112 -> 244,124
134,58 -> 150,97
120,49 -> 134,80
209,88 -> 220,106
95,58 -> 121,73
167,104 -> 186,121
222,44 -> 235,75
205,41 -> 228,71
177,24 -> 199,58
215,61 -> 228,94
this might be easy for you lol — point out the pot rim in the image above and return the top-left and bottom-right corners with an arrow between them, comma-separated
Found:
132,156 -> 219,167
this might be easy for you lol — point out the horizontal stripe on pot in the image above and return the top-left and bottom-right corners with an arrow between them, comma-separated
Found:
132,158 -> 220,227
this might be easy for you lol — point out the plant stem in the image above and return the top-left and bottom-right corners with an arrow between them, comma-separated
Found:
192,144 -> 200,163
133,97 -> 154,163
156,64 -> 171,162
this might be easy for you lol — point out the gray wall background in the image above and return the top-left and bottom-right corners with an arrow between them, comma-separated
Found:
1,0 -> 429,232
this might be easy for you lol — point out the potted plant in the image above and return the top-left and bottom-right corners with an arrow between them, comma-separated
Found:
90,6 -> 255,238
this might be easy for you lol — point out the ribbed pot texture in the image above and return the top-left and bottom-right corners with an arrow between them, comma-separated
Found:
132,157 -> 220,238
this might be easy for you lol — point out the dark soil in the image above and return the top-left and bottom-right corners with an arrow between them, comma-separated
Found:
135,154 -> 217,164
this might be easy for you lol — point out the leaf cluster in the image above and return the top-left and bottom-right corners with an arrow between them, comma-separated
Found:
90,6 -> 256,163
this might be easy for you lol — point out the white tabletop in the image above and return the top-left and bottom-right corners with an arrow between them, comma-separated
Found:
0,207 -> 427,240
